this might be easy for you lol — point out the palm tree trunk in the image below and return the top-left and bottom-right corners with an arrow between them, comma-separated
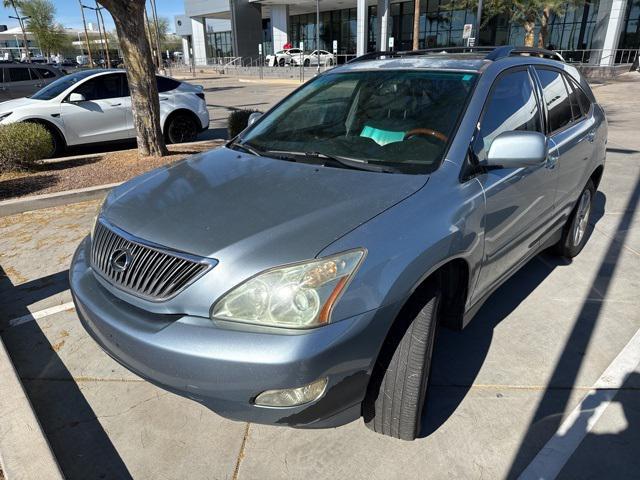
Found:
524,20 -> 535,47
8,0 -> 30,61
99,0 -> 168,157
538,7 -> 550,48
413,0 -> 421,50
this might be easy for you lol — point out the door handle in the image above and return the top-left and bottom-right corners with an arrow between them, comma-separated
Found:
109,103 -> 122,107
159,97 -> 168,101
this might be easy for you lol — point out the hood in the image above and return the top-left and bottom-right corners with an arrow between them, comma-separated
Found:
0,97 -> 40,112
103,147 -> 427,266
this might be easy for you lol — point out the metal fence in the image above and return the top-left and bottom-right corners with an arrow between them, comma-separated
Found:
556,49 -> 639,66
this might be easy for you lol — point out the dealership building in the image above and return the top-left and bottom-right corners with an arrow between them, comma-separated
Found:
174,0 -> 640,65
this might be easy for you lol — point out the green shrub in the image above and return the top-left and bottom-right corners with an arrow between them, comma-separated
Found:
228,109 -> 262,139
0,122 -> 53,173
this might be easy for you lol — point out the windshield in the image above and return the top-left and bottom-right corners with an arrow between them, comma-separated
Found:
30,70 -> 97,100
239,70 -> 477,174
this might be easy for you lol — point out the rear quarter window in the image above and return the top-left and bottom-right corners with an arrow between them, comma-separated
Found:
157,76 -> 181,92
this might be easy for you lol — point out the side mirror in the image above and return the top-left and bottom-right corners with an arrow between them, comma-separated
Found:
68,92 -> 86,103
483,131 -> 548,169
248,112 -> 262,127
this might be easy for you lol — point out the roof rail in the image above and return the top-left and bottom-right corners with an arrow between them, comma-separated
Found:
485,46 -> 565,62
347,46 -> 496,63
348,45 -> 565,64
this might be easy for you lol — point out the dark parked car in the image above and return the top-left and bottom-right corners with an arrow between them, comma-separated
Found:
0,63 -> 63,101
71,46 -> 607,440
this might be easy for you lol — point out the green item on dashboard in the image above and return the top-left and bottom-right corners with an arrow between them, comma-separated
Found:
360,125 -> 405,146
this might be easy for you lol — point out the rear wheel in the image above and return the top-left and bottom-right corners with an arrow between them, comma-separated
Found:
554,179 -> 595,258
278,58 -> 285,67
165,112 -> 199,144
363,283 -> 441,440
304,59 -> 310,67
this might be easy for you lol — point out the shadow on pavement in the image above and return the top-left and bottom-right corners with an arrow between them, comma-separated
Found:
0,267 -> 132,480
420,190 -> 607,440
505,174 -> 640,477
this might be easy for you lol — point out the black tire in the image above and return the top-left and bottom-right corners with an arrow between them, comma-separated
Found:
165,112 -> 199,144
278,58 -> 285,67
304,59 -> 310,67
363,283 -> 441,440
554,179 -> 596,259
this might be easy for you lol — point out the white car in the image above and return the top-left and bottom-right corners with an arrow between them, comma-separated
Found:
266,48 -> 303,67
290,50 -> 335,67
0,69 -> 209,155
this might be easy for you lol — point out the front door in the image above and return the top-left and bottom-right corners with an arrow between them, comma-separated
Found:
60,73 -> 128,145
473,68 -> 558,299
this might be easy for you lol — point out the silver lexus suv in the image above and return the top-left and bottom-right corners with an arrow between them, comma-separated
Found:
71,46 -> 607,440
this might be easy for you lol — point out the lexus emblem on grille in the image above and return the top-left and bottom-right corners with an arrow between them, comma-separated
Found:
109,248 -> 132,272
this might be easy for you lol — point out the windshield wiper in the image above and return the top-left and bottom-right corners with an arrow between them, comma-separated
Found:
229,140 -> 263,157
263,150 -> 401,174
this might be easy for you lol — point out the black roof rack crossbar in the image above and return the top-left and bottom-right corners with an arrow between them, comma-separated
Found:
348,45 -> 565,64
485,46 -> 565,62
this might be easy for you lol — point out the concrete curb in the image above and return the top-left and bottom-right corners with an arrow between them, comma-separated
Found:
0,336 -> 64,480
238,78 -> 304,85
0,183 -> 121,218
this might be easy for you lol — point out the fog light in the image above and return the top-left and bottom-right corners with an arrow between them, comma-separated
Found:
254,378 -> 328,407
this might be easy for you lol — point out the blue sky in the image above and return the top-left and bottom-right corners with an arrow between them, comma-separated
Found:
0,0 -> 183,32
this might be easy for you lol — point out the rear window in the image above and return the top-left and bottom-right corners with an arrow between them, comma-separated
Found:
535,68 -> 573,133
36,68 -> 57,79
7,67 -> 32,82
157,76 -> 181,92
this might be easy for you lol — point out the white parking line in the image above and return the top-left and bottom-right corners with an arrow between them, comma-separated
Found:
518,328 -> 640,480
8,302 -> 75,328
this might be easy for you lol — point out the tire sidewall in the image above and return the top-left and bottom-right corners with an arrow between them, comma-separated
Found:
559,180 -> 596,258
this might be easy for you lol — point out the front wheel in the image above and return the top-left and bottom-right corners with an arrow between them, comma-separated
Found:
304,59 -> 310,67
165,113 -> 199,144
363,284 -> 441,440
554,179 -> 595,258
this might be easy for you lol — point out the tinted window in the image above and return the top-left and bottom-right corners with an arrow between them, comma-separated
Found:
536,68 -> 573,133
8,67 -> 32,82
476,70 -> 541,159
157,76 -> 180,92
36,68 -> 56,79
30,69 -> 96,100
566,76 -> 591,117
74,74 -> 123,100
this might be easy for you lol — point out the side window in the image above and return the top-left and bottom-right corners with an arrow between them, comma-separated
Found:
8,67 -> 32,82
156,76 -> 180,92
535,68 -> 573,133
566,75 -> 591,117
73,74 -> 123,101
36,68 -> 56,79
475,70 -> 541,159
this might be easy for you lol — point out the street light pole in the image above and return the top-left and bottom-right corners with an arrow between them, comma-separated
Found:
476,0 -> 483,46
96,2 -> 112,68
149,0 -> 164,70
7,0 -> 30,61
78,0 -> 94,67
316,0 -> 320,74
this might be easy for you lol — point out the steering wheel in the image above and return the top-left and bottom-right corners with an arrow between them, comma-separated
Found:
404,128 -> 449,143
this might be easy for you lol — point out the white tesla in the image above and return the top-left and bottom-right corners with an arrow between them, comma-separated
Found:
0,69 -> 210,155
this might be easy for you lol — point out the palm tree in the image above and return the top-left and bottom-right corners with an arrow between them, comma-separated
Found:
3,0 -> 30,60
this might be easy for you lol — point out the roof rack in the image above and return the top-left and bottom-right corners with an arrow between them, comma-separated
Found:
348,45 -> 565,64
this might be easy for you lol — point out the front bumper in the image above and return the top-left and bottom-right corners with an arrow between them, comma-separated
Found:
70,237 -> 396,428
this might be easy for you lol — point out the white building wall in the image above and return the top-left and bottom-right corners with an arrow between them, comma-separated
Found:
191,17 -> 207,65
271,5 -> 289,52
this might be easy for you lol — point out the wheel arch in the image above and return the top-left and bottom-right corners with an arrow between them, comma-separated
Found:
21,117 -> 67,146
590,164 -> 604,190
163,108 -> 203,133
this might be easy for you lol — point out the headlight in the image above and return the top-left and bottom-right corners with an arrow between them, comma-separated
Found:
0,112 -> 13,122
211,249 -> 365,329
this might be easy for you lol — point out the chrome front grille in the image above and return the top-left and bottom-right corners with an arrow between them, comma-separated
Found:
90,220 -> 214,301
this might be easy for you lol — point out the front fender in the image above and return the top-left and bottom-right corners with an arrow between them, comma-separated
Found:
318,160 -> 486,323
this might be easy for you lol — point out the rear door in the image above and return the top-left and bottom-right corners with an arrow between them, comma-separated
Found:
4,65 -> 41,99
60,73 -> 128,145
0,68 -> 10,102
473,68 -> 557,297
532,67 -> 596,220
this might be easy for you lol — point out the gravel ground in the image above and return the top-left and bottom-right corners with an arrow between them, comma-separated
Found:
0,141 -> 223,201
